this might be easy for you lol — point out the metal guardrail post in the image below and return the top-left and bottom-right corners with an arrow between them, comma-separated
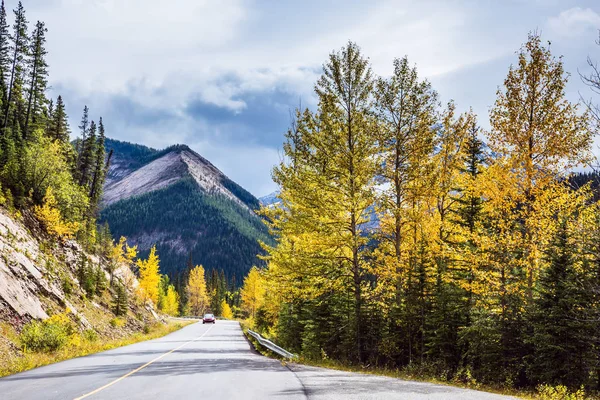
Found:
247,329 -> 297,360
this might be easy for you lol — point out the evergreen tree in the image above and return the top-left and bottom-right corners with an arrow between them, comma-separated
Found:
88,117 -> 106,211
48,95 -> 69,143
78,119 -> 96,188
0,0 -> 10,110
113,281 -> 128,317
25,20 -> 48,137
4,1 -> 28,130
528,220 -> 594,388
44,97 -> 52,133
74,105 -> 89,176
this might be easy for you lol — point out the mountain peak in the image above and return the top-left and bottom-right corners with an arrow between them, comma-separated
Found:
100,138 -> 268,280
103,139 -> 257,210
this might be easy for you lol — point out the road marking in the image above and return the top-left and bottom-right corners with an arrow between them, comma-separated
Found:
73,323 -> 215,400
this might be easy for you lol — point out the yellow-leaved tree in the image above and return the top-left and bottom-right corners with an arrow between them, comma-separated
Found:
137,246 -> 161,305
241,267 -> 265,318
162,285 -> 180,316
186,265 -> 209,316
487,32 -> 593,297
108,236 -> 137,286
34,187 -> 79,238
221,300 -> 233,319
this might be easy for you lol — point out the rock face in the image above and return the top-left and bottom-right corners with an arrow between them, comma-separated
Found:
0,206 -> 156,336
0,209 -> 96,326
100,139 -> 269,280
0,210 -> 53,321
104,145 -> 251,210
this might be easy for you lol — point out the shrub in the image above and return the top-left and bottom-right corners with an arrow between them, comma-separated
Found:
109,317 -> 125,328
82,329 -> 98,342
536,385 -> 586,400
61,273 -> 74,296
19,313 -> 74,352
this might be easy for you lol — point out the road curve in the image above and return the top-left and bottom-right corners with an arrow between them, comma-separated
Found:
0,321 -> 516,399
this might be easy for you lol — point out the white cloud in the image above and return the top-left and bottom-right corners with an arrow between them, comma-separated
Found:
20,0 -> 600,195
548,7 -> 600,38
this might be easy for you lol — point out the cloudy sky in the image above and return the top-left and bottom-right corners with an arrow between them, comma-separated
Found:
19,0 -> 600,196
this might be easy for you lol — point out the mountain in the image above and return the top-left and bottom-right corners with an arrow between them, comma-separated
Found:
259,190 -> 281,207
259,189 -> 379,231
100,139 -> 270,282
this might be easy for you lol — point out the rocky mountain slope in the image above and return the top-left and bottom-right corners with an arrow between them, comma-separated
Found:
100,139 -> 269,282
0,207 -> 159,363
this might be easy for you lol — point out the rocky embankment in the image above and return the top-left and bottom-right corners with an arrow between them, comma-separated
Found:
0,207 -> 159,357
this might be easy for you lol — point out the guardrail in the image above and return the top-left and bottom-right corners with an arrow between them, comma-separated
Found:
247,329 -> 297,360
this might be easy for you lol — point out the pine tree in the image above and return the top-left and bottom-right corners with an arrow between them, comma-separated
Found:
44,97 -> 52,133
0,0 -> 10,111
78,119 -> 96,188
24,21 -> 48,137
88,117 -> 106,212
4,1 -> 28,130
94,263 -> 107,295
77,252 -> 88,287
74,105 -> 89,176
48,95 -> 69,143
113,281 -> 128,317
528,220 -> 594,388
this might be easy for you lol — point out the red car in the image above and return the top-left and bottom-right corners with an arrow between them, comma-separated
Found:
203,313 -> 216,324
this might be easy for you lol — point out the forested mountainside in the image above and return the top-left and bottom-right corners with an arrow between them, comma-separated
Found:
100,139 -> 270,284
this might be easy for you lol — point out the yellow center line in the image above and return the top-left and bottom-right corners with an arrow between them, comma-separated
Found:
73,323 -> 215,400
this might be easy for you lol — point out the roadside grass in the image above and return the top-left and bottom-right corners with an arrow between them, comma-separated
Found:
239,320 -> 597,400
0,319 -> 194,378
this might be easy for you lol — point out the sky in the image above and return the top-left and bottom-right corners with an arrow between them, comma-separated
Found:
19,0 -> 600,197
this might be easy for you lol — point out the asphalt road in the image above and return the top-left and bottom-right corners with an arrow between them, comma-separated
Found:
0,321 -> 516,399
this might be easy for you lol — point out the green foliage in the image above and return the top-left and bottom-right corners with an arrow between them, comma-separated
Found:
528,221 -> 596,387
109,317 -> 125,328
19,313 -> 74,353
82,329 -> 98,342
112,282 -> 128,317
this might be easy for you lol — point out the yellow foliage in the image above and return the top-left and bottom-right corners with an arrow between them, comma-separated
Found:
241,267 -> 265,318
186,265 -> 209,316
34,187 -> 79,239
221,300 -> 233,319
137,246 -> 161,305
162,285 -> 180,316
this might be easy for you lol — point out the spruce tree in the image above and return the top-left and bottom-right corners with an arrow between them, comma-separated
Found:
0,0 -> 10,110
48,95 -> 69,143
88,117 -> 106,211
528,220 -> 594,387
25,21 -> 48,137
44,97 -> 52,133
74,105 -> 89,176
4,1 -> 28,130
78,119 -> 96,188
113,281 -> 128,317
